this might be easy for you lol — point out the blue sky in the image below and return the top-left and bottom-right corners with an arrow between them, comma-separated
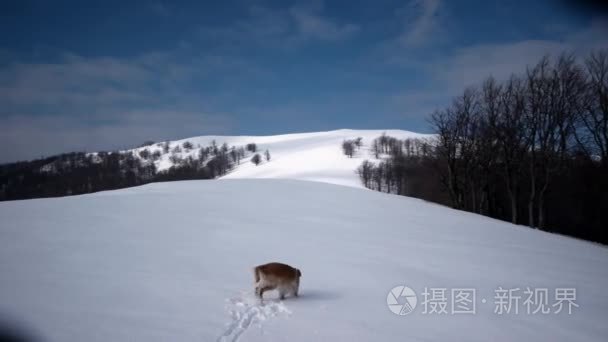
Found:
1,0 -> 607,162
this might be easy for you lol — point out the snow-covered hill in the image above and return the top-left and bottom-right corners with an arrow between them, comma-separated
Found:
128,129 -> 435,188
1,179 -> 607,341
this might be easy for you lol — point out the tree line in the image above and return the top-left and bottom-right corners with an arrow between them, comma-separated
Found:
356,135 -> 437,197
359,51 -> 608,244
0,140 -> 268,201
0,152 -> 156,200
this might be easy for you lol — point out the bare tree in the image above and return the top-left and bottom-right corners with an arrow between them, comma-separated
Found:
138,149 -> 150,160
151,150 -> 162,161
371,139 -> 381,158
246,143 -> 257,153
237,147 -> 246,160
182,141 -> 193,150
579,50 -> 608,167
342,140 -> 355,158
430,88 -> 481,210
354,137 -> 363,148
230,147 -> 238,164
430,108 -> 460,208
169,154 -> 183,165
251,153 -> 262,166
494,76 -> 530,223
357,160 -> 374,188
524,54 -> 585,229
198,147 -> 209,163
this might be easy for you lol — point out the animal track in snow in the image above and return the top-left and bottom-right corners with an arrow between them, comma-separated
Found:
217,293 -> 291,342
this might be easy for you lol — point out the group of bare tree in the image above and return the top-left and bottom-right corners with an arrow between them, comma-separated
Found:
0,151 -> 157,200
429,51 -> 608,237
357,136 -> 436,196
250,149 -> 271,166
354,52 -> 607,243
162,141 -> 267,178
1,139 -> 273,200
341,137 -> 363,158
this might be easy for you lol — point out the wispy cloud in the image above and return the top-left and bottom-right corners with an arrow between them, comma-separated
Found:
0,1 -> 363,162
0,51 -> 258,162
2,1 -> 605,163
0,56 -> 150,109
435,18 -> 608,90
289,4 -> 359,41
196,2 -> 359,49
372,17 -> 608,124
149,1 -> 171,17
0,110 -> 234,162
398,0 -> 442,45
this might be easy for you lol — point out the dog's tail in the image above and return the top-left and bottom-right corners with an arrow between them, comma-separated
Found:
296,268 -> 302,277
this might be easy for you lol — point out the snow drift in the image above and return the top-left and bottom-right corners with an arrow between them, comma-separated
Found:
1,179 -> 607,341
127,129 -> 435,188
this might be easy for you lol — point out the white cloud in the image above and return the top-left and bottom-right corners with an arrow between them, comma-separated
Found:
372,17 -> 608,122
435,18 -> 608,91
0,57 -> 151,108
437,40 -> 565,90
0,51 -> 262,162
0,110 -> 235,163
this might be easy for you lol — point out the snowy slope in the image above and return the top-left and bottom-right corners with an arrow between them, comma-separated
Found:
128,129 -> 434,188
1,179 -> 607,342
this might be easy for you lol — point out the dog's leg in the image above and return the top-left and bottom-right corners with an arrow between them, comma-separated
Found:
259,285 -> 274,299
